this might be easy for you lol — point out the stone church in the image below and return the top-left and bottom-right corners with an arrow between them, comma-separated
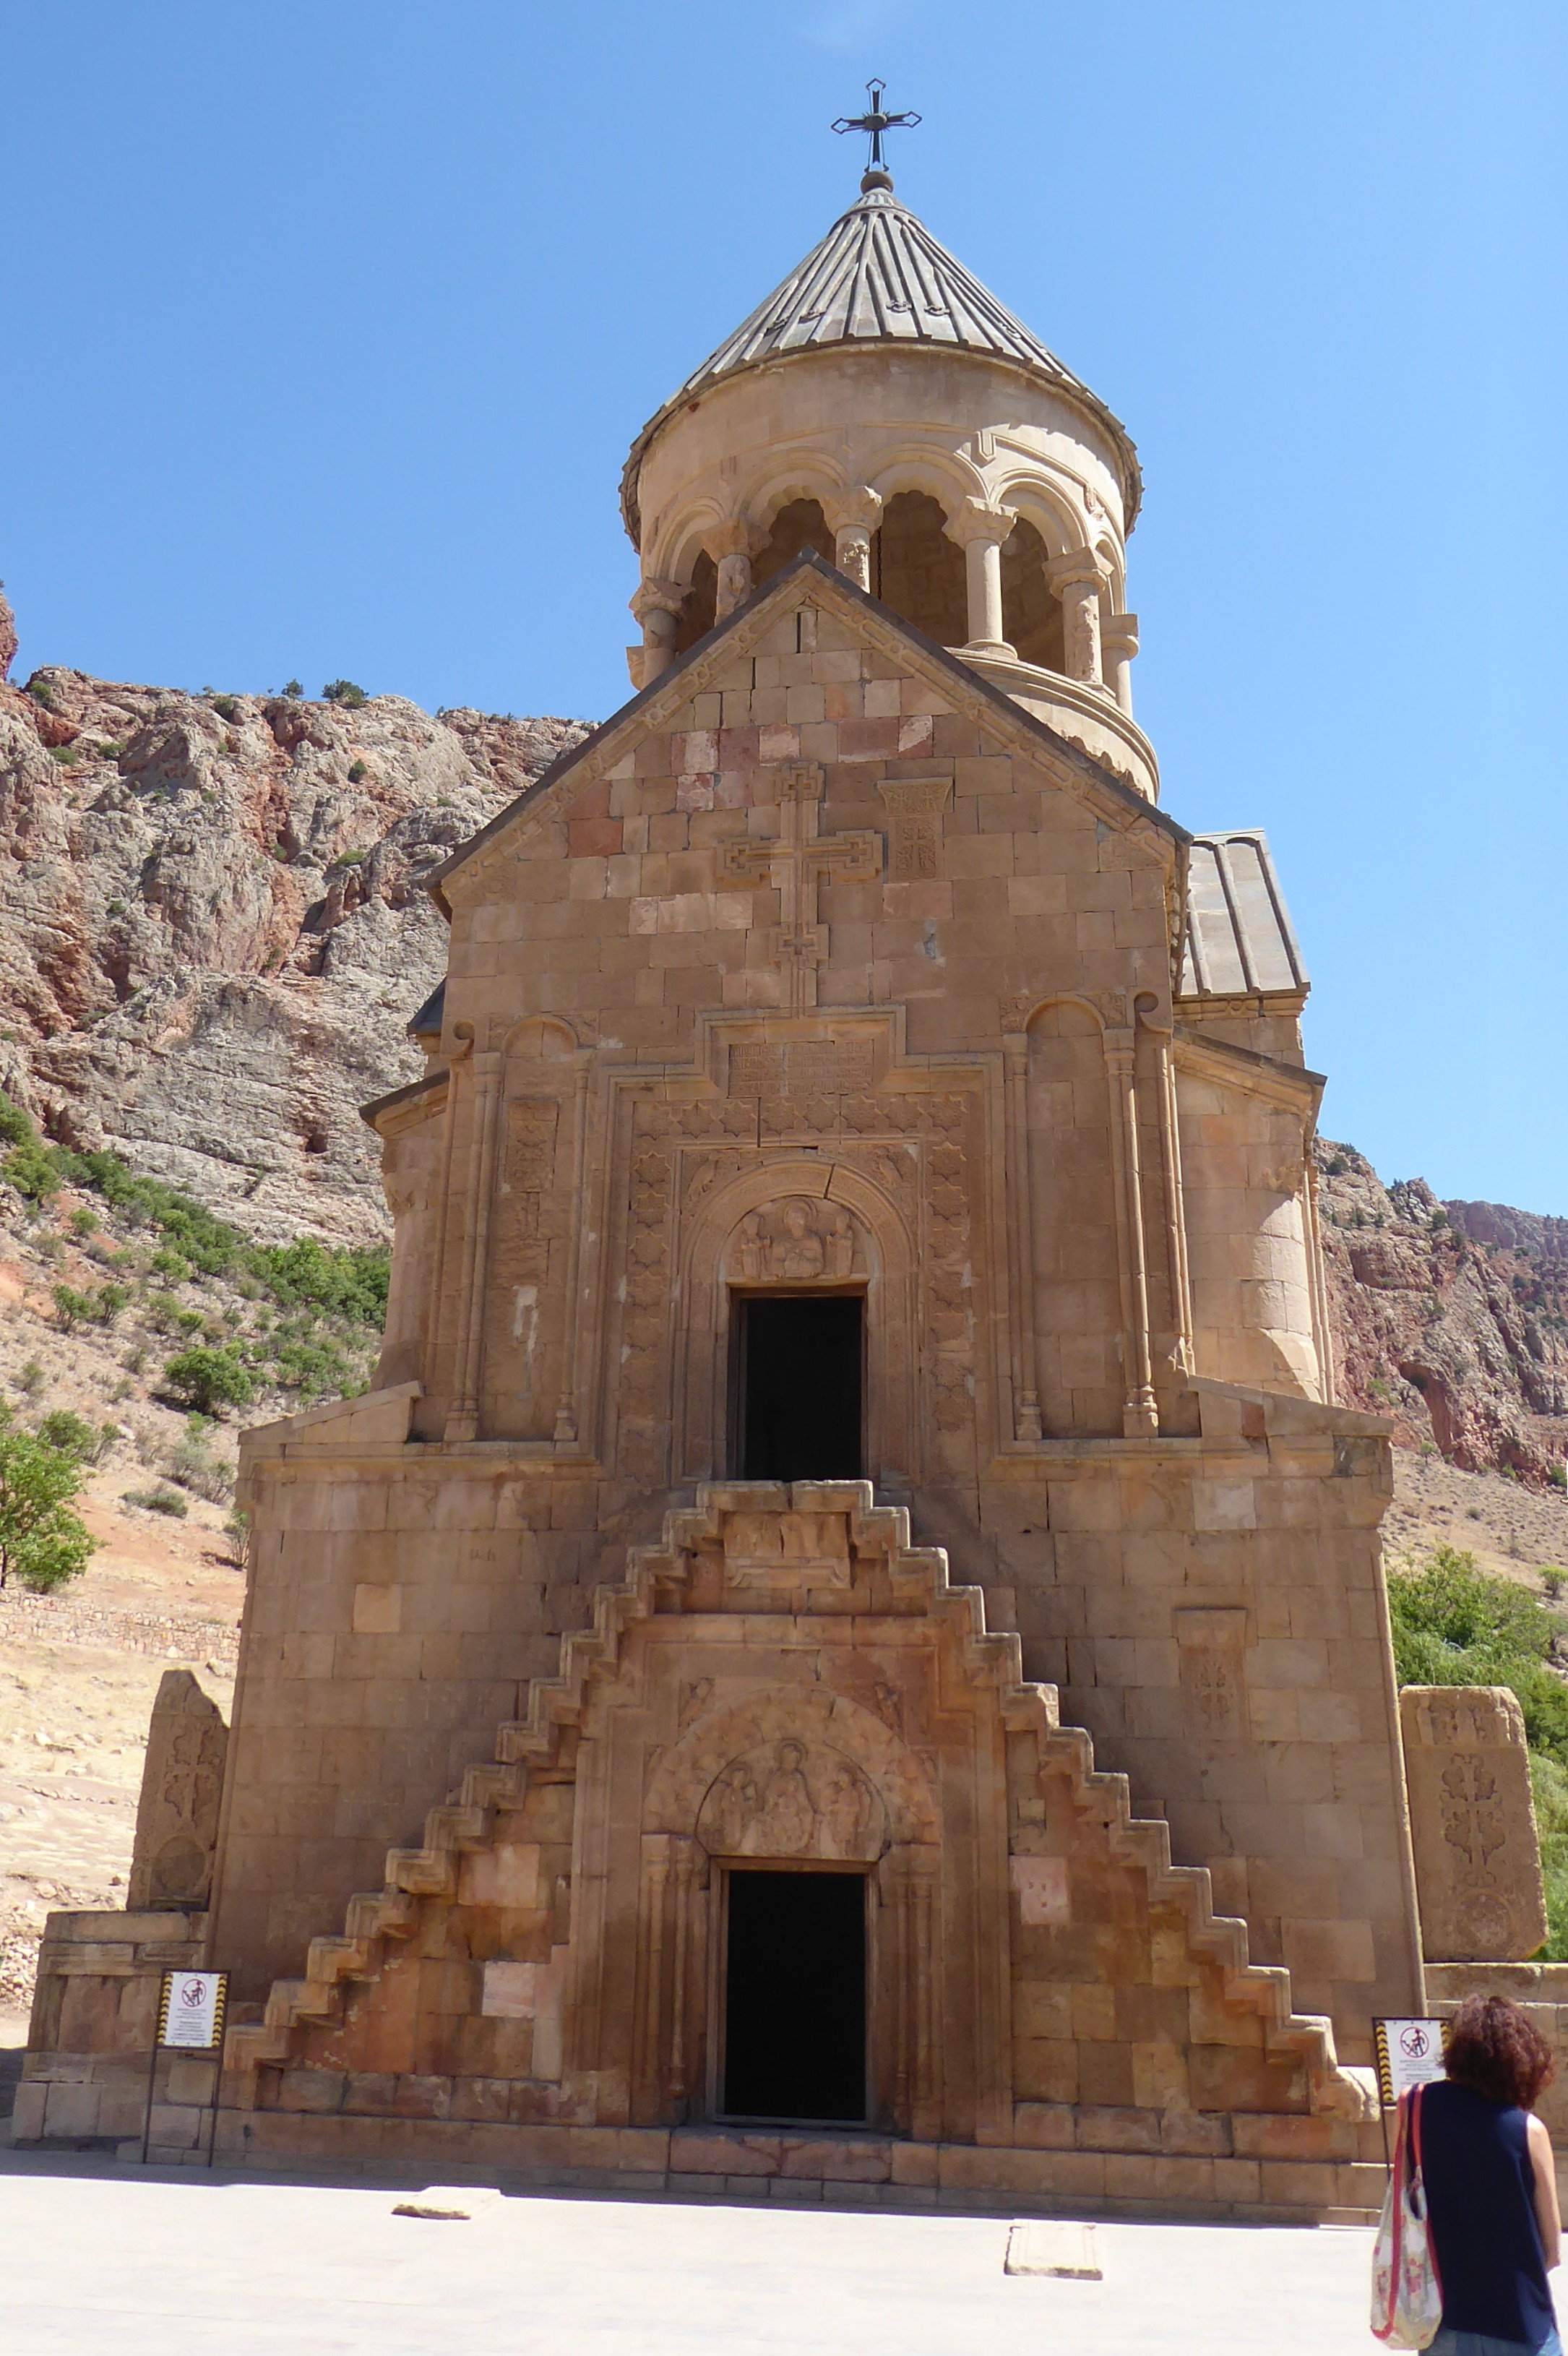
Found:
24,148 -> 1448,2216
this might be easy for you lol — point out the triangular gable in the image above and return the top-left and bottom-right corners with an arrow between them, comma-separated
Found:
427,551 -> 1189,911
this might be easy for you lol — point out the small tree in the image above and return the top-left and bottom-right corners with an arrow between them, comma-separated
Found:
162,1346 -> 254,1416
322,679 -> 366,708
51,1284 -> 94,1333
36,1410 -> 98,1459
0,1419 -> 97,1591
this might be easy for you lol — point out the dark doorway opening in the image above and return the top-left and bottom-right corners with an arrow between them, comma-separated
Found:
723,1868 -> 867,2124
734,1293 -> 863,1481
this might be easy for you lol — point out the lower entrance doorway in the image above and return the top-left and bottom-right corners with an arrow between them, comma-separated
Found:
721,1868 -> 867,2125
734,1293 -> 863,1479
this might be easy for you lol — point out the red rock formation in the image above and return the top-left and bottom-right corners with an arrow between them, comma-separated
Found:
1319,1141 -> 1568,1488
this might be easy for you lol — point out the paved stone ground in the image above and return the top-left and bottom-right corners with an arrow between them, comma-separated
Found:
0,2154 -> 1379,2354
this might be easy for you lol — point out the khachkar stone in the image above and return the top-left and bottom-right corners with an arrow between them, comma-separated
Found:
1400,1685 -> 1548,1961
127,1669 -> 229,1911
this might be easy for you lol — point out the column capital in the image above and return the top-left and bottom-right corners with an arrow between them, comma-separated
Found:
1100,611 -> 1139,657
944,497 -> 1017,551
822,486 -> 884,535
629,575 -> 686,624
702,517 -> 760,563
1047,548 -> 1112,596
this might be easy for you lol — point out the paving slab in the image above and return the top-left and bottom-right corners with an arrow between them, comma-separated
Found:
0,2154 -> 1381,2355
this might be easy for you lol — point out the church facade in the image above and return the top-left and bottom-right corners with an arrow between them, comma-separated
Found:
27,163 -> 1426,2215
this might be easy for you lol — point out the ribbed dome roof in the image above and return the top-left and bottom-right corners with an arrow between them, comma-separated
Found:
621,186 -> 1140,545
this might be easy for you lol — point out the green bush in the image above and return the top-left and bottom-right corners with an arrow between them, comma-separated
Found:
35,1411 -> 98,1460
51,1284 -> 94,1333
124,1486 -> 188,1518
347,760 -> 368,784
211,695 -> 240,721
0,1412 -> 97,1591
162,1346 -> 254,1416
322,679 -> 366,707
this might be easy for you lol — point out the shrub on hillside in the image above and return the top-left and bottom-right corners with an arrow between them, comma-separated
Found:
161,1347 -> 254,1416
0,1411 -> 97,1591
322,679 -> 366,707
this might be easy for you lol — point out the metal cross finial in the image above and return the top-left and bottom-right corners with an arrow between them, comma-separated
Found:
832,79 -> 921,190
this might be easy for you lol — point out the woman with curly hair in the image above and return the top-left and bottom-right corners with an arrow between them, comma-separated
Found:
1420,1992 -> 1563,2354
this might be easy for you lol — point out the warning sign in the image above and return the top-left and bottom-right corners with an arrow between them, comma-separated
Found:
1373,2016 -> 1449,2107
157,1969 -> 228,2052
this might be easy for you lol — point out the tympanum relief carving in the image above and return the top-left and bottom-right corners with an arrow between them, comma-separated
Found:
731,1196 -> 857,1284
697,1740 -> 887,1862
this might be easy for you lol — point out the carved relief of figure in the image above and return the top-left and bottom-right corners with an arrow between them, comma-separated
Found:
822,1757 -> 872,1855
695,1740 -> 888,1861
757,1740 -> 818,1854
707,1760 -> 759,1855
727,1198 -> 861,1286
777,1200 -> 826,1281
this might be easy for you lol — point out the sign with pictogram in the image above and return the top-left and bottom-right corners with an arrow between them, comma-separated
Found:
156,1969 -> 228,2052
1373,2016 -> 1450,2107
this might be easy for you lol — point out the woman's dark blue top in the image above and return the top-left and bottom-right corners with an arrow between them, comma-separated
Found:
1419,2076 -> 1556,2350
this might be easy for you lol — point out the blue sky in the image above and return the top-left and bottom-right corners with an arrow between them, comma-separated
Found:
2,1 -> 1563,1211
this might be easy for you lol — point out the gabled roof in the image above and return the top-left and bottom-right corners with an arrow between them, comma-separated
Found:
1179,831 -> 1308,999
621,188 -> 1140,546
426,551 -> 1187,907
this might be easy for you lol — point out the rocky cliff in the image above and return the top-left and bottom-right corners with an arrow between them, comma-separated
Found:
0,602 -> 587,1244
1318,1143 -> 1567,1485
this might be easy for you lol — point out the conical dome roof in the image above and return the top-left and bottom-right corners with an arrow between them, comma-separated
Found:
621,186 -> 1140,545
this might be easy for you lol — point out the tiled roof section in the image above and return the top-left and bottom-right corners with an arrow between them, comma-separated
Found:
621,189 -> 1140,543
1179,831 -> 1308,999
407,979 -> 444,1041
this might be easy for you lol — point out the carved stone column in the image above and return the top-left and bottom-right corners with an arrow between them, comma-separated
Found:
553,1059 -> 591,1446
824,487 -> 884,592
1103,1026 -> 1159,1436
1048,552 -> 1108,687
628,575 -> 686,690
1101,611 -> 1139,715
706,520 -> 758,621
1003,1034 -> 1043,1440
444,1048 -> 503,1444
946,499 -> 1017,656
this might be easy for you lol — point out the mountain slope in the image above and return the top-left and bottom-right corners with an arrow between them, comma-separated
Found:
0,648 -> 585,1244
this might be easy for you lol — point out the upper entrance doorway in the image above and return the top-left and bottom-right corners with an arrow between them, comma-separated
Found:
733,1293 -> 863,1481
721,1867 -> 868,2125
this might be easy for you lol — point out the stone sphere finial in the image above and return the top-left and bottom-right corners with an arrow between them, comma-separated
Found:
861,168 -> 894,195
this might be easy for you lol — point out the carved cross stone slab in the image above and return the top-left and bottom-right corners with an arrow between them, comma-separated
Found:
719,764 -> 882,1013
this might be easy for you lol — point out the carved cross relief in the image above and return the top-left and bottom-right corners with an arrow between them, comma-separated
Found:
718,764 -> 882,1014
